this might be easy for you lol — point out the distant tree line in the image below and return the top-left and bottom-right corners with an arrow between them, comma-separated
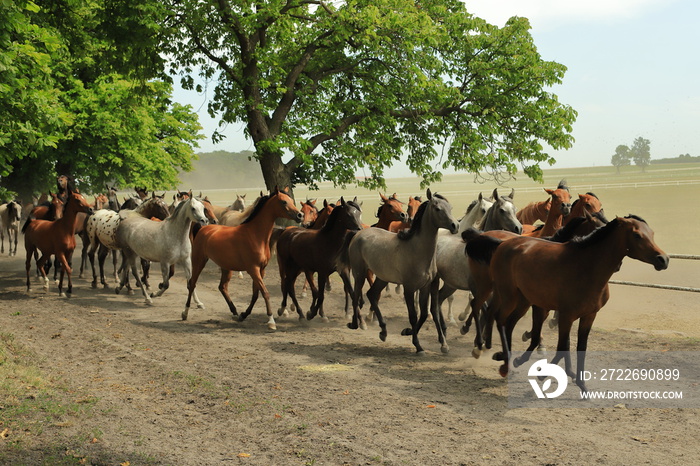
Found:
611,137 -> 651,174
650,153 -> 700,164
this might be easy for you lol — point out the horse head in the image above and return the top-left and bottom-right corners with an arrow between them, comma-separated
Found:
299,198 -> 319,228
272,186 -> 303,223
336,197 -> 363,231
484,188 -> 522,234
66,188 -> 94,216
426,189 -> 458,234
377,192 -> 408,223
619,215 -> 669,271
186,196 -> 210,227
545,186 -> 572,217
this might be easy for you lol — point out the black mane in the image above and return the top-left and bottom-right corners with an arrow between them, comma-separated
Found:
241,193 -> 271,225
569,215 -> 645,249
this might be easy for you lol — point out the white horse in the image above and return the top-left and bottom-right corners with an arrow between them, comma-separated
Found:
115,196 -> 209,305
437,189 -> 522,327
0,200 -> 22,255
86,196 -> 171,289
342,189 -> 459,354
458,192 -> 494,234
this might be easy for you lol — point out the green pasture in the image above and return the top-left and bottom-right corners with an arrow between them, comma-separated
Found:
159,162 -> 699,255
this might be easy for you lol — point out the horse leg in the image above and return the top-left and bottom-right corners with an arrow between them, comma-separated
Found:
277,270 -> 292,318
428,277 -> 449,353
514,306 -> 548,367
574,312 -> 597,393
140,259 -> 151,290
97,244 -> 110,288
182,253 -> 209,321
347,269 -> 367,331
457,292 -> 474,321
56,253 -> 72,297
338,269 -> 354,322
216,269 -> 238,317
78,231 -> 89,279
111,249 -> 118,283
400,285 -> 427,354
181,259 -> 204,309
25,246 -> 37,292
35,253 -> 50,291
87,239 -> 98,288
549,310 -> 559,329
549,316 -> 576,381
307,273 -> 328,322
150,262 -> 171,299
365,278 -> 388,342
289,271 -> 307,321
437,283 -> 457,325
239,268 -> 275,331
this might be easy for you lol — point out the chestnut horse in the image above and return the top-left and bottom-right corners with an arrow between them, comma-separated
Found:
564,192 -> 603,225
183,188 -> 303,330
522,181 -> 571,237
276,197 -> 363,322
298,199 -> 319,228
372,193 -> 408,229
23,189 -> 93,296
466,215 -> 669,392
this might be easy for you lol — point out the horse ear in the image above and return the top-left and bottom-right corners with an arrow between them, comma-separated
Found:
352,196 -> 358,204
323,199 -> 329,208
478,192 -> 483,201
426,188 -> 432,200
391,193 -> 397,199
340,196 -> 346,206
544,188 -> 554,195
509,188 -> 515,200
310,198 -> 317,205
379,192 -> 388,202
492,188 -> 499,200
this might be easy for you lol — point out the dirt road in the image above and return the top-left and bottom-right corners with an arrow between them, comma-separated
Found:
0,250 -> 698,465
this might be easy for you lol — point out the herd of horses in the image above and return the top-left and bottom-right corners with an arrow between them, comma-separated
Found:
0,176 -> 670,393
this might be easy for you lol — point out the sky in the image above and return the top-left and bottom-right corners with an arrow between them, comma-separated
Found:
172,0 -> 700,173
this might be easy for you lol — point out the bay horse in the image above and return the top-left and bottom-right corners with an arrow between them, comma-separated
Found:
30,192 -> 64,220
372,193 -> 408,229
298,199 -> 319,228
23,188 -> 94,296
115,195 -> 209,305
437,189 -> 522,324
341,190 -> 459,354
460,210 -> 609,356
183,187 -> 303,330
466,215 -> 668,392
86,196 -> 171,289
388,196 -> 422,233
522,181 -> 571,238
276,197 -> 363,322
564,192 -> 603,225
0,200 -> 22,255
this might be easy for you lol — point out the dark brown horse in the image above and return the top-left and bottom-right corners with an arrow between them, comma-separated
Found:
183,187 -> 303,330
276,197 -> 363,322
522,181 -> 572,237
466,215 -> 668,392
23,188 -> 93,296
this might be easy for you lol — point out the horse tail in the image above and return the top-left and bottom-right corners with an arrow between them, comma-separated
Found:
460,227 -> 482,243
336,229 -> 358,272
464,234 -> 503,265
21,216 -> 34,234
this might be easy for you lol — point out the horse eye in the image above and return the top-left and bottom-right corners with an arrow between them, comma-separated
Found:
633,232 -> 643,239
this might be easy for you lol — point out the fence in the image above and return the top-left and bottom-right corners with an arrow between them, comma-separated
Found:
609,253 -> 700,293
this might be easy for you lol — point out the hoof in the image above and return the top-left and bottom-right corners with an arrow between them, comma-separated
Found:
493,351 -> 505,361
321,316 -> 329,323
379,332 -> 387,342
59,292 -> 67,298
416,350 -> 426,357
79,273 -> 84,279
115,288 -> 121,295
103,284 -> 110,289
277,306 -> 286,317
128,290 -> 135,296
91,282 -> 97,289
145,300 -> 154,306
347,322 -> 358,330
498,364 -> 509,378
459,325 -> 469,336
536,346 -> 547,354
549,318 -> 557,329
181,309 -> 189,321
196,302 -> 205,309
305,311 -> 314,320
359,320 -> 367,330
441,345 -> 450,354
267,323 -> 277,331
301,291 -> 307,299
400,328 -> 413,336
522,331 -> 531,342
472,347 -> 482,359
458,311 -> 468,321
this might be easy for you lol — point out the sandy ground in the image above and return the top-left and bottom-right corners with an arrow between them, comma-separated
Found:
0,244 -> 699,465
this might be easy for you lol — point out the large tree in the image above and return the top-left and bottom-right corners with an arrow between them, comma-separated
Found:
1,0 -> 202,199
630,136 -> 651,172
611,144 -> 631,174
160,0 -> 576,192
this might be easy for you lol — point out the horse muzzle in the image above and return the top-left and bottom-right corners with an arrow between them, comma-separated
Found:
293,212 -> 304,223
654,254 -> 670,271
447,222 -> 459,234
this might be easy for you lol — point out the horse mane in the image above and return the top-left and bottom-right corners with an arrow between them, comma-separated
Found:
557,179 -> 569,191
241,193 -> 271,225
569,215 -> 645,249
548,216 -> 589,243
322,200 -> 361,232
169,198 -> 186,218
397,200 -> 429,241
465,199 -> 478,214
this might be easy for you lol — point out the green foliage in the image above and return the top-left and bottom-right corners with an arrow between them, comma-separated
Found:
611,144 -> 631,173
630,136 -> 651,171
0,0 -> 203,199
160,0 -> 576,190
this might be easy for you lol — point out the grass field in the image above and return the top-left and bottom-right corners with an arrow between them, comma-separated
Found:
162,162 -> 700,255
